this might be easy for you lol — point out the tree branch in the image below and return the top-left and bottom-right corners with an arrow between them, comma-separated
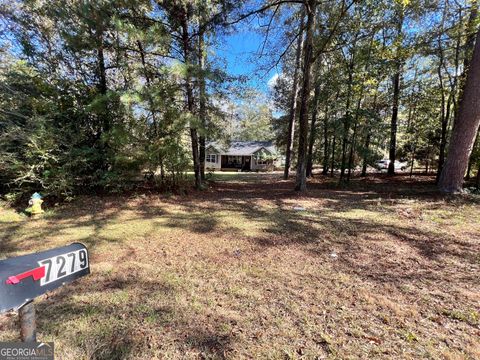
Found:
259,5 -> 280,57
226,0 -> 304,27
311,0 -> 356,63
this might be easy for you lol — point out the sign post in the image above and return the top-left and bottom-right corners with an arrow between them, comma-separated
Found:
19,302 -> 36,342
0,243 -> 90,343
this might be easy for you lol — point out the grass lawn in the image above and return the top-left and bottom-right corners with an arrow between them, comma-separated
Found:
1,174 -> 479,359
187,170 -> 275,183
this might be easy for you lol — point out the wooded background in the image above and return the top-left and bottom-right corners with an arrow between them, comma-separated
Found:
1,0 -> 479,199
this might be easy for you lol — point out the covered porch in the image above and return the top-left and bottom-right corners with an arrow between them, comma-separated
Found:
220,155 -> 252,171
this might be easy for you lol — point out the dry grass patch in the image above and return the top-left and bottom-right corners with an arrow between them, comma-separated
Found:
0,174 -> 479,359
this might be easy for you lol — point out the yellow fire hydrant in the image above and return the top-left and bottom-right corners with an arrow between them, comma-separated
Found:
25,192 -> 44,216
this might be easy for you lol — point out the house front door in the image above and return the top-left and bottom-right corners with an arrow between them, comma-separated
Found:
221,155 -> 228,168
242,156 -> 251,171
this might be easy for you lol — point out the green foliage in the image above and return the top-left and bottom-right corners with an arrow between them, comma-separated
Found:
2,0 -> 479,198
0,0 -> 194,200
270,0 -> 477,177
226,90 -> 275,141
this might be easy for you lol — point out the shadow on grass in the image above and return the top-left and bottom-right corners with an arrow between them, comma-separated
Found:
1,174 -> 479,358
157,175 -> 480,288
164,212 -> 219,234
28,270 -> 237,359
184,330 -> 233,359
4,174 -> 478,286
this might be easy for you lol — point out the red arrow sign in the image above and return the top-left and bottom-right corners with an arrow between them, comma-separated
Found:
6,266 -> 46,285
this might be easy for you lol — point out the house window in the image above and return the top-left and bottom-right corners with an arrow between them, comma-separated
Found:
256,159 -> 268,165
206,154 -> 217,163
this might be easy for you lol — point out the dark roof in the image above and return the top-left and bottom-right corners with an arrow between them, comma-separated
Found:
206,141 -> 277,156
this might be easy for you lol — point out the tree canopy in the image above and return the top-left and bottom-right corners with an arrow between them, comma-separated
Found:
1,0 -> 479,198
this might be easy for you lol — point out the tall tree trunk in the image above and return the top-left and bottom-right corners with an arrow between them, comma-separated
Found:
435,18 -> 447,182
361,132 -> 370,177
388,11 -> 404,175
330,134 -> 336,177
466,129 -> 479,179
339,59 -> 355,181
97,41 -> 108,132
198,31 -> 207,181
361,92 -> 378,177
388,68 -> 401,175
294,0 -> 316,191
409,110 -> 419,177
347,97 -> 362,182
284,14 -> 305,180
459,1 -> 478,96
450,1 -> 478,134
322,103 -> 330,175
436,4 -> 459,183
181,15 -> 201,189
306,64 -> 322,177
437,94 -> 452,182
439,30 -> 480,193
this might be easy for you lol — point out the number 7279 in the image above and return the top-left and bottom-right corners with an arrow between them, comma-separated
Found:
38,249 -> 88,286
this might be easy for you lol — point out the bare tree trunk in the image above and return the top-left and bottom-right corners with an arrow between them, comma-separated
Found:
439,30 -> 480,193
388,68 -> 401,175
339,59 -> 354,181
450,0 -> 478,137
306,103 -> 318,177
284,14 -> 305,180
466,129 -> 479,179
388,11 -> 404,175
322,103 -> 330,175
459,1 -> 478,98
461,2 -> 480,181
347,97 -> 362,182
306,64 -> 322,177
295,0 -> 316,191
361,92 -> 378,177
437,94 -> 453,182
97,40 -> 108,133
361,132 -> 370,177
436,4 -> 459,183
198,31 -> 207,181
435,25 -> 447,182
330,134 -> 336,177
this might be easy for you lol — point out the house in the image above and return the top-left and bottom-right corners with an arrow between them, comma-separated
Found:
205,141 -> 281,171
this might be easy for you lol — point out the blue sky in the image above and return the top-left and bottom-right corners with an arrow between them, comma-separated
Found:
215,28 -> 279,95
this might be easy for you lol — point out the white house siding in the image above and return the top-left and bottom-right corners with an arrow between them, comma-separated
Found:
251,159 -> 274,171
205,141 -> 280,171
205,153 -> 221,169
251,148 -> 275,171
251,157 -> 282,171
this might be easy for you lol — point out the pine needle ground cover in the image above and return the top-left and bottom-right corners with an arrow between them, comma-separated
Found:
0,174 -> 479,359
